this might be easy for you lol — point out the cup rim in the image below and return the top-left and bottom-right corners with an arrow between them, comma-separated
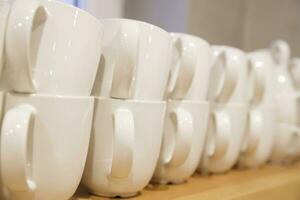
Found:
99,18 -> 169,37
6,92 -> 94,100
94,96 -> 166,104
167,99 -> 210,105
170,32 -> 210,47
44,0 -> 101,26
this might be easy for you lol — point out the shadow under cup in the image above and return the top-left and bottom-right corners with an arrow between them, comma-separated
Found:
82,97 -> 166,197
0,93 -> 94,200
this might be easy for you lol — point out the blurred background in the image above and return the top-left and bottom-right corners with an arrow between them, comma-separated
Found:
62,0 -> 300,56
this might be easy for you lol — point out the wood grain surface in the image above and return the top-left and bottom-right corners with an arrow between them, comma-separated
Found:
72,162 -> 300,200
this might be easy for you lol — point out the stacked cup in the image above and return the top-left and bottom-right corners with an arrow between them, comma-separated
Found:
1,0 -> 102,199
0,0 -> 11,199
290,58 -> 300,157
238,50 -> 276,168
198,46 -> 249,174
81,19 -> 173,197
268,41 -> 300,164
151,33 -> 211,184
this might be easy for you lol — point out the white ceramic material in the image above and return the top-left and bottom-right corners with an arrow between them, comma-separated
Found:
0,0 -> 10,200
92,18 -> 172,100
270,122 -> 300,163
199,103 -> 248,173
82,98 -> 166,197
152,100 -> 209,184
210,46 -> 249,104
238,105 -> 275,168
0,0 -> 9,74
267,41 -> 300,163
1,93 -> 94,200
237,50 -> 276,168
166,33 -> 212,100
0,1 -> 12,199
198,46 -> 249,173
0,91 -> 9,200
5,0 -> 103,95
289,58 -> 300,161
290,58 -> 300,89
270,40 -> 300,124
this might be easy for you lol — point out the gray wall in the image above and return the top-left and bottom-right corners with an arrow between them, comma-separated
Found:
124,0 -> 187,33
187,0 -> 300,56
84,0 -> 300,56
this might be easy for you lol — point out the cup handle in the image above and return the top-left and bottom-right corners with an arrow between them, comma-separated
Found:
289,58 -> 300,88
5,0 -> 47,92
1,104 -> 36,192
165,108 -> 193,167
110,22 -> 139,99
110,108 -> 134,179
270,40 -> 290,67
208,52 -> 238,103
241,110 -> 261,154
168,37 -> 198,99
207,110 -> 231,159
247,60 -> 266,105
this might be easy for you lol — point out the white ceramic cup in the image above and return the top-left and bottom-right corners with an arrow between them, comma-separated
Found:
5,0 -> 103,95
237,50 -> 277,168
247,50 -> 276,105
92,19 -> 172,100
82,98 -> 166,197
209,46 -> 248,104
198,103 -> 248,173
238,105 -> 275,168
166,33 -> 212,100
0,93 -> 94,200
269,41 -> 300,125
152,100 -> 210,184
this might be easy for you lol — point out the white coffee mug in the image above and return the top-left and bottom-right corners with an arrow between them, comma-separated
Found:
269,41 -> 300,124
152,100 -> 209,184
5,0 -> 103,95
238,105 -> 275,168
209,46 -> 248,104
1,93 -> 94,200
198,103 -> 248,173
166,33 -> 212,101
82,98 -> 166,197
237,50 -> 277,168
92,19 -> 172,100
247,50 -> 276,105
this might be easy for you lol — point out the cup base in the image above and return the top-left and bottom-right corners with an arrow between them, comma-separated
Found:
151,179 -> 187,185
90,191 -> 139,198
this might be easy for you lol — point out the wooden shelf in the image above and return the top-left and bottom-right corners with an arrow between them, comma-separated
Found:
72,162 -> 300,200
